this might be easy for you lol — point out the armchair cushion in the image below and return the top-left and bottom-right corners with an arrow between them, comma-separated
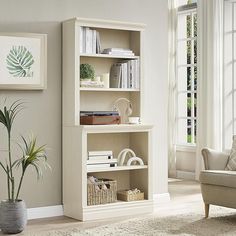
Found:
226,135 -> 236,170
200,170 -> 236,188
201,148 -> 229,170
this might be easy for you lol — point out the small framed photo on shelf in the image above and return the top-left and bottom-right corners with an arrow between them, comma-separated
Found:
0,33 -> 47,90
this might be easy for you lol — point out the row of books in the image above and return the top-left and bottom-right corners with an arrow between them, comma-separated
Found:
110,59 -> 140,89
80,27 -> 101,54
87,151 -> 118,171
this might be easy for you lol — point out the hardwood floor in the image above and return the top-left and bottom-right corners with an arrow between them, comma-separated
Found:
0,180 -> 202,235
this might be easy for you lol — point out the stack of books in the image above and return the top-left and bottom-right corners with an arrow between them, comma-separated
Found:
110,59 -> 140,89
80,27 -> 101,54
87,151 -> 118,171
102,48 -> 134,56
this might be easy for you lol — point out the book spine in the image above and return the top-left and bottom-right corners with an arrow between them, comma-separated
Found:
88,155 -> 113,161
87,159 -> 117,165
127,61 -> 130,88
92,30 -> 96,54
85,27 -> 90,53
134,60 -> 137,89
87,163 -> 117,171
137,59 -> 140,89
124,63 -> 128,89
88,151 -> 113,156
80,27 -> 83,53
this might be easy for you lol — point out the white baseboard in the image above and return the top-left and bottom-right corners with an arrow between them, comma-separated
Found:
27,205 -> 63,220
153,193 -> 170,207
176,170 -> 195,180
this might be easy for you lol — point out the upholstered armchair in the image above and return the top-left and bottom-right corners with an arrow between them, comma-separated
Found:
199,148 -> 236,218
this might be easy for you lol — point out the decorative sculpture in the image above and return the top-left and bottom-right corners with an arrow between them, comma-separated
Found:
117,148 -> 144,166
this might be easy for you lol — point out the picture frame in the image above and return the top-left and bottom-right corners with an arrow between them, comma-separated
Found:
0,33 -> 47,90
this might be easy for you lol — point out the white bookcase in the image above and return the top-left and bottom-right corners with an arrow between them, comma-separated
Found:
62,18 -> 153,221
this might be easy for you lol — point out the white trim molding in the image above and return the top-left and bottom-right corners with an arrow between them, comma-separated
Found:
27,205 -> 63,220
153,193 -> 171,209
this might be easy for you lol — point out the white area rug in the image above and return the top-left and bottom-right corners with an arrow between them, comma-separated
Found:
26,206 -> 236,236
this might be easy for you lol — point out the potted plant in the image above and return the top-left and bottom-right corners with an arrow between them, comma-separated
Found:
0,100 -> 50,234
80,63 -> 95,81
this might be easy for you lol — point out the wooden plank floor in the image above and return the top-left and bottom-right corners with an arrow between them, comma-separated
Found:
0,180 -> 201,235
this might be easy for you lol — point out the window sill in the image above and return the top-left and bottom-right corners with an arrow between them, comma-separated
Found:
176,144 -> 196,153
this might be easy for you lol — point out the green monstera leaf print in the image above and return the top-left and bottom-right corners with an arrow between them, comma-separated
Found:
6,46 -> 34,77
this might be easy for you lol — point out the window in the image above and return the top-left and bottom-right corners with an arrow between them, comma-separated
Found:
176,2 -> 197,146
223,0 -> 236,150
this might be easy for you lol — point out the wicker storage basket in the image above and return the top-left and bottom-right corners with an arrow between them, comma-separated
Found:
87,178 -> 117,206
117,190 -> 144,202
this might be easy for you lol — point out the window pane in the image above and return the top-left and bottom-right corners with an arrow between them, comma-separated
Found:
194,40 -> 197,63
194,93 -> 197,117
194,66 -> 197,90
178,41 -> 192,65
194,13 -> 197,37
187,119 -> 192,143
186,14 -> 192,38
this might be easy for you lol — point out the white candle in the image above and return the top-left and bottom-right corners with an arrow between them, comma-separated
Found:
101,73 -> 110,88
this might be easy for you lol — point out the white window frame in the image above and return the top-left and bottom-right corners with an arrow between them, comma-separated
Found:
176,3 -> 197,149
223,0 -> 236,151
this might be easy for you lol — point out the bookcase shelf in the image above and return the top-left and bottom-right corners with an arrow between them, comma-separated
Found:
80,87 -> 140,92
80,53 -> 139,59
62,17 -> 153,221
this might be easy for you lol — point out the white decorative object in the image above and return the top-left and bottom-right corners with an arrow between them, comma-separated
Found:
0,33 -> 47,90
112,98 -> 132,124
127,156 -> 144,166
94,76 -> 101,82
117,148 -> 144,166
128,117 -> 140,124
101,73 -> 109,88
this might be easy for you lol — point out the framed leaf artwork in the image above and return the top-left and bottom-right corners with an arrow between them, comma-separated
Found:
0,33 -> 47,90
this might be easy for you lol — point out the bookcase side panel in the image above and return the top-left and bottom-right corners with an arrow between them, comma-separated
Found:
63,21 -> 80,126
63,127 -> 83,220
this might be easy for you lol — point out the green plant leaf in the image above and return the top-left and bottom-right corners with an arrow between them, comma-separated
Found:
6,46 -> 34,77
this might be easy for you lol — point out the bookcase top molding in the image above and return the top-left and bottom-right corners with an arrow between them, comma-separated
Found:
64,17 -> 146,31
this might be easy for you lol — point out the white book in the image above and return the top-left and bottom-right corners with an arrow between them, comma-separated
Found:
88,155 -> 113,161
133,60 -> 137,89
122,62 -> 128,89
107,52 -> 134,56
80,27 -> 84,53
87,163 -> 117,171
103,48 -> 133,53
85,27 -> 90,53
136,59 -> 140,89
88,150 -> 113,156
92,30 -> 97,54
127,61 -> 131,88
87,159 -> 118,165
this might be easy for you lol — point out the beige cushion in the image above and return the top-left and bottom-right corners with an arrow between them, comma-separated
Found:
200,170 -> 236,188
226,135 -> 236,170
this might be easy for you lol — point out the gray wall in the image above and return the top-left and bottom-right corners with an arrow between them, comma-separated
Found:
0,0 -> 168,207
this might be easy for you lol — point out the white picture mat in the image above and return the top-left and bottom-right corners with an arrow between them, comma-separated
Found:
0,33 -> 47,90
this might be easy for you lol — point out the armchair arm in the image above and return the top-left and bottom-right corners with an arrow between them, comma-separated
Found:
201,148 -> 229,170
